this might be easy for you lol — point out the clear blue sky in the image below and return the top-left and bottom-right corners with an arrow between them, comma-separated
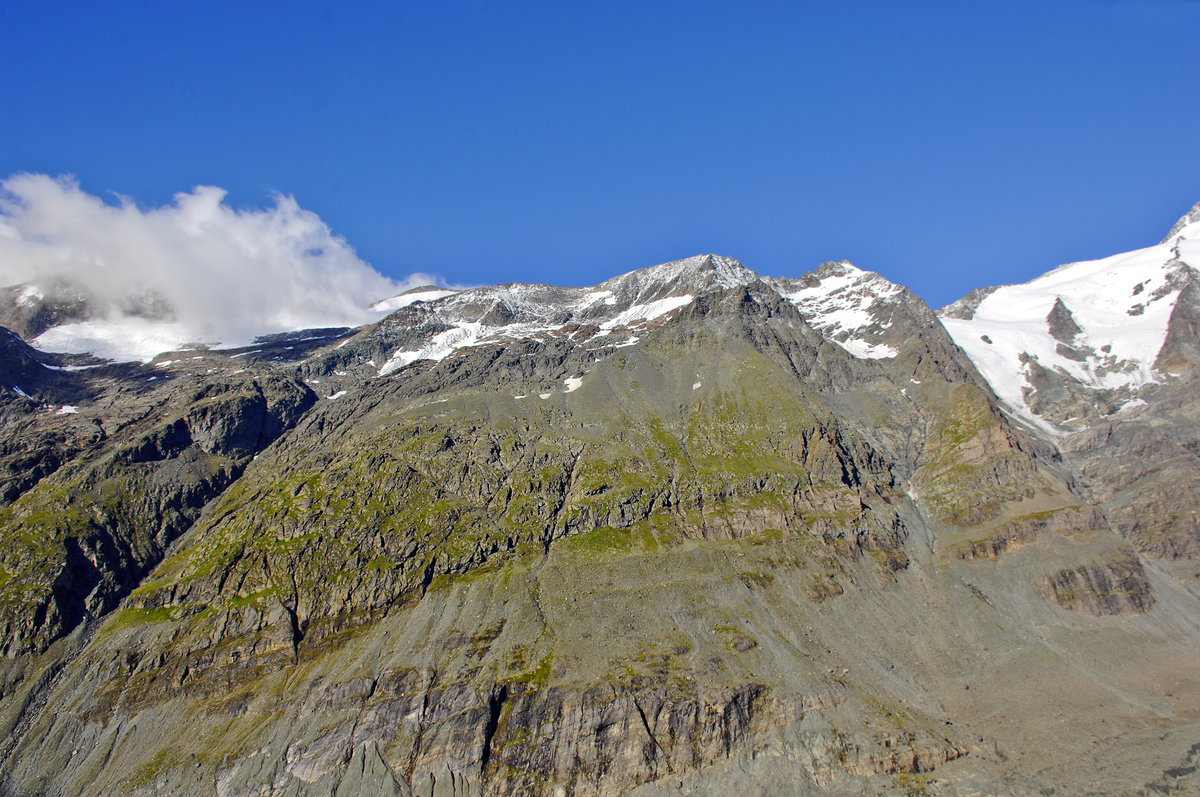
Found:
3,0 -> 1199,308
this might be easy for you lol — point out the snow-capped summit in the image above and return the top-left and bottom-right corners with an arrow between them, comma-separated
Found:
1162,199 -> 1200,243
771,261 -> 910,360
939,205 -> 1200,431
370,255 -> 754,377
596,254 -> 758,305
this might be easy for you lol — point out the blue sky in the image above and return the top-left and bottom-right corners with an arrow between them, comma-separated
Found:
3,0 -> 1199,309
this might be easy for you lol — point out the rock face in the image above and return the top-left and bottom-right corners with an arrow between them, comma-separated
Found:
0,279 -> 96,340
0,370 -> 315,657
1,224 -> 1200,796
1041,552 -> 1155,615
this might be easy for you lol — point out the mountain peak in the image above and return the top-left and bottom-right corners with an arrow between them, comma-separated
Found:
770,261 -> 907,360
599,254 -> 758,301
1162,200 -> 1200,243
937,286 -> 1001,320
812,259 -> 865,278
687,253 -> 758,286
940,222 -> 1200,431
781,260 -> 902,298
369,286 -> 459,314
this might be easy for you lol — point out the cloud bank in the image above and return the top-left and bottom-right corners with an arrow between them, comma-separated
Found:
0,174 -> 432,360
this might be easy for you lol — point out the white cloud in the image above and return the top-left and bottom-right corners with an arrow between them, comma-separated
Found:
0,173 -> 438,359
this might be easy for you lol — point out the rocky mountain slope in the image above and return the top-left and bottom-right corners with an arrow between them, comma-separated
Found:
0,212 -> 1198,796
939,203 -> 1200,568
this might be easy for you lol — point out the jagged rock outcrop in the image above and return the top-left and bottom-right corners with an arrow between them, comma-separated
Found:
1046,297 -> 1083,345
0,280 -> 96,340
0,371 -> 315,656
953,505 -> 1103,560
1161,200 -> 1200,243
1041,552 -> 1155,615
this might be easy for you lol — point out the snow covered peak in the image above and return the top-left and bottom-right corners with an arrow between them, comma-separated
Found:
372,256 -> 747,377
368,253 -> 947,376
771,261 -> 905,359
939,230 -> 1200,431
1162,200 -> 1200,243
616,253 -> 753,285
597,254 -> 758,306
369,286 -> 459,313
808,261 -> 902,294
937,286 -> 1000,321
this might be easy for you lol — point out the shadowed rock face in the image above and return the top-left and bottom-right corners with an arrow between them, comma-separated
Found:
1046,297 -> 1083,345
0,279 -> 97,340
0,371 -> 316,657
0,253 -> 1198,796
1041,552 -> 1155,615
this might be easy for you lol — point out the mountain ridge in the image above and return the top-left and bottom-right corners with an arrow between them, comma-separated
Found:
0,204 -> 1198,795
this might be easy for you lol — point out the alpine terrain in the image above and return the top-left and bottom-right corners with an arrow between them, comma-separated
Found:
0,204 -> 1199,796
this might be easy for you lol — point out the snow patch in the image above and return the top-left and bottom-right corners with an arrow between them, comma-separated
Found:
56,405 -> 78,414
378,322 -> 485,375
326,390 -> 348,400
581,290 -> 616,307
370,288 -> 457,313
16,285 -> 43,307
43,363 -> 103,372
599,294 -> 694,332
563,377 -> 583,393
780,263 -> 901,360
33,319 -> 222,364
836,340 -> 899,359
941,233 -> 1199,427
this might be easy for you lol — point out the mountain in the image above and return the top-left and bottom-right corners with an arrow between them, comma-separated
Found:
0,215 -> 1198,796
938,203 -> 1200,563
938,205 -> 1200,432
